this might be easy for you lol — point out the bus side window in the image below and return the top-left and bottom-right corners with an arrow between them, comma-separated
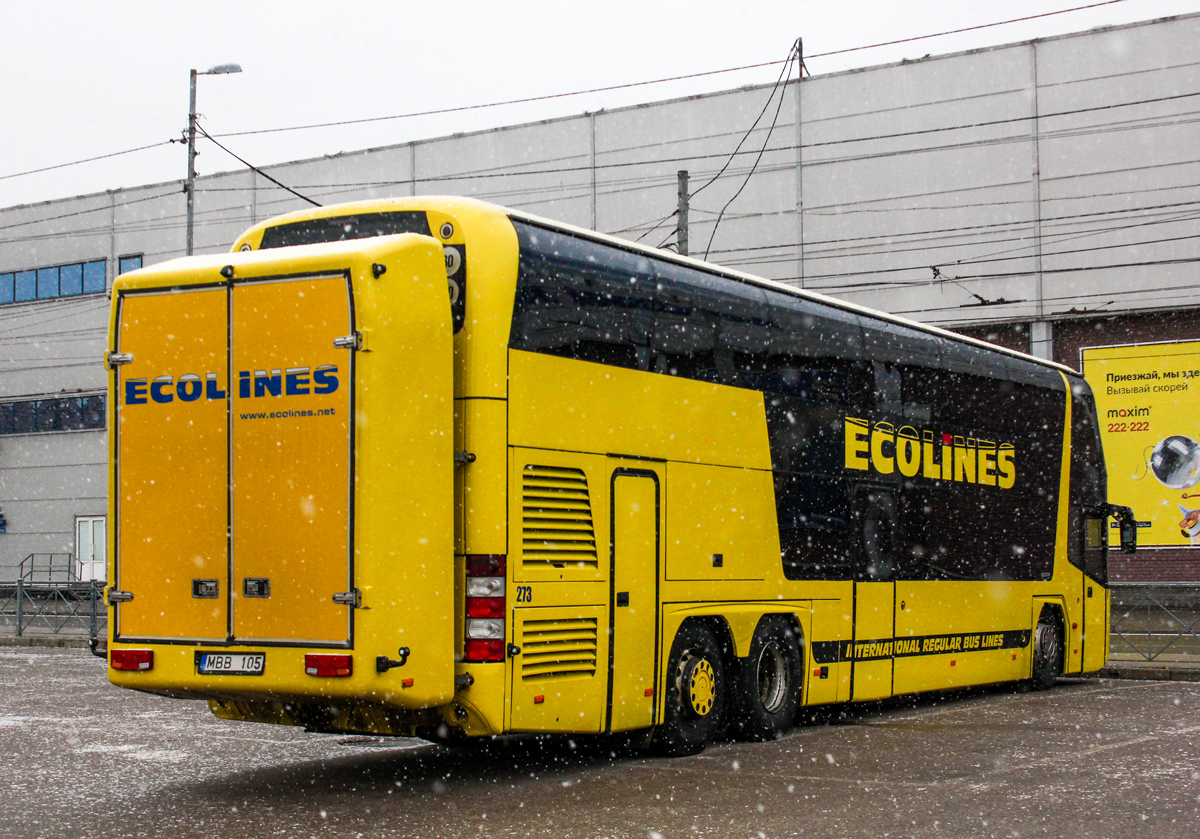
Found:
857,488 -> 899,582
652,260 -> 771,388
1068,381 -> 1108,584
510,223 -> 656,371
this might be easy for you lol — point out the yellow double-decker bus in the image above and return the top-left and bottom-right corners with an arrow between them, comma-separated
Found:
104,197 -> 1136,754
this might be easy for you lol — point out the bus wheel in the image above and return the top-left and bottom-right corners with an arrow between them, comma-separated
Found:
732,616 -> 801,741
1031,610 -> 1063,690
651,623 -> 725,756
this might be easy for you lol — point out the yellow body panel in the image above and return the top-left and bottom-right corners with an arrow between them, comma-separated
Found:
115,288 -> 229,642
894,581 -> 1032,695
664,461 -> 777,582
230,276 -> 351,645
609,473 -> 660,731
852,582 -> 894,701
509,605 -> 609,733
508,350 -> 772,470
461,397 -> 508,555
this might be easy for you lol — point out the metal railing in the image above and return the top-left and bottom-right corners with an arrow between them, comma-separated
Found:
1109,583 -> 1200,662
0,578 -> 106,638
19,553 -> 83,583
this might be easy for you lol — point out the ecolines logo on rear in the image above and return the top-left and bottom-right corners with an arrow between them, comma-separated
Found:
124,365 -> 339,405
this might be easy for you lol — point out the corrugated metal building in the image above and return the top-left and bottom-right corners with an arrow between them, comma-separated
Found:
0,13 -> 1196,581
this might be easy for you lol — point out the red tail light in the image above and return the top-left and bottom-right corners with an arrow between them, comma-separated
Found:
305,654 -> 352,677
110,649 -> 153,671
464,555 -> 507,662
464,639 -> 504,662
467,596 -> 505,618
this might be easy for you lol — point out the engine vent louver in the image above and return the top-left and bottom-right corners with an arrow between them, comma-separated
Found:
520,617 -> 599,681
521,465 -> 598,569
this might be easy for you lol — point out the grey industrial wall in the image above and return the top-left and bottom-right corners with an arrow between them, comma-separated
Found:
0,13 -> 1196,580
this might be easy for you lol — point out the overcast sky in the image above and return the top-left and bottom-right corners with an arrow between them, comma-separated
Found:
1,0 -> 1196,210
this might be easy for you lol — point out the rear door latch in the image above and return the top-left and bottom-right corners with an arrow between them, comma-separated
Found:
332,588 -> 362,608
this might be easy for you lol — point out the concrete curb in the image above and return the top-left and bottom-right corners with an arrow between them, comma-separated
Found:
0,635 -> 90,649
1096,665 -> 1200,682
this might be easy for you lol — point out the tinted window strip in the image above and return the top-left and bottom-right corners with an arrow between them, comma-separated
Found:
0,396 -> 106,435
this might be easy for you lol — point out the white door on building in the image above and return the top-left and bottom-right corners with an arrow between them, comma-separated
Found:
76,516 -> 106,582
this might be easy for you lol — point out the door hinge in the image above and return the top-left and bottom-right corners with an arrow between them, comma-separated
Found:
332,587 -> 362,608
454,450 -> 476,466
332,331 -> 362,351
107,352 -> 134,366
106,589 -> 133,604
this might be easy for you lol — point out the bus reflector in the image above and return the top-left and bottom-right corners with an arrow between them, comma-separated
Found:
305,654 -> 352,677
110,649 -> 153,671
464,639 -> 504,662
534,695 -> 545,704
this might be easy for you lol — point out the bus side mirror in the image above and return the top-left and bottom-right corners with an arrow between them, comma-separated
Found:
1108,504 -> 1138,554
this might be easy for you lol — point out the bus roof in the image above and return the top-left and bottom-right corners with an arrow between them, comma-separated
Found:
233,196 -> 1078,379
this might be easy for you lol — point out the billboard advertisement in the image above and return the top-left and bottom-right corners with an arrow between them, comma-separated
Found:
1082,341 -> 1200,549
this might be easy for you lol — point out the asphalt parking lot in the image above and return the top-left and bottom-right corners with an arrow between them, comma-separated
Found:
3,646 -> 1199,839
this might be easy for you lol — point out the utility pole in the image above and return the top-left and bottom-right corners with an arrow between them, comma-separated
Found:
676,170 -> 689,256
186,64 -> 242,256
186,69 -> 198,256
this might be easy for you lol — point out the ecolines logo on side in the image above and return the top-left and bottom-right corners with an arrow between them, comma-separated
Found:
124,365 -> 339,405
843,417 -> 1016,489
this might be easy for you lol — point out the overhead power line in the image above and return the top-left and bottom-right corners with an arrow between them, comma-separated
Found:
0,142 -> 173,184
0,0 -> 1144,186
196,127 -> 321,207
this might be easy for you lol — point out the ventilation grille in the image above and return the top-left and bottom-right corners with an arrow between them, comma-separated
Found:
521,465 -> 598,569
520,617 -> 599,681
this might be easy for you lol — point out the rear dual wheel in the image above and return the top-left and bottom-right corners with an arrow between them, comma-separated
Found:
731,616 -> 802,741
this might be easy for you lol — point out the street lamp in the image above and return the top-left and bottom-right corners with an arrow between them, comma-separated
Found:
187,63 -> 242,255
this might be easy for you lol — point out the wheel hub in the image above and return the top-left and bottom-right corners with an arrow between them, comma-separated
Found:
680,654 -> 716,717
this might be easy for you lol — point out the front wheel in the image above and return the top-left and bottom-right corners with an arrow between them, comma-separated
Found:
651,622 -> 726,756
731,616 -> 802,741
1031,610 -> 1063,690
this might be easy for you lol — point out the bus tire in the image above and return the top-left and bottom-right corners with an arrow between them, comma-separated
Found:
652,622 -> 725,756
731,616 -> 802,741
1032,609 -> 1063,690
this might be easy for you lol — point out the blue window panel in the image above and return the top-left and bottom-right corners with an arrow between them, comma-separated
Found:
80,395 -> 105,429
83,261 -> 106,293
59,263 -> 83,296
11,401 -> 34,433
36,267 -> 59,299
0,274 -> 12,304
34,400 -> 56,432
15,270 -> 36,302
118,255 -> 142,275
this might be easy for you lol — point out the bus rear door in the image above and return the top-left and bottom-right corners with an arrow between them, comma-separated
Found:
230,275 -> 354,646
114,287 -> 230,643
113,274 -> 355,647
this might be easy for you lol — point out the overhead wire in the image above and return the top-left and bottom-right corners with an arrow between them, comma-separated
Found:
705,42 -> 801,259
196,127 -> 321,207
0,1 -> 1140,187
